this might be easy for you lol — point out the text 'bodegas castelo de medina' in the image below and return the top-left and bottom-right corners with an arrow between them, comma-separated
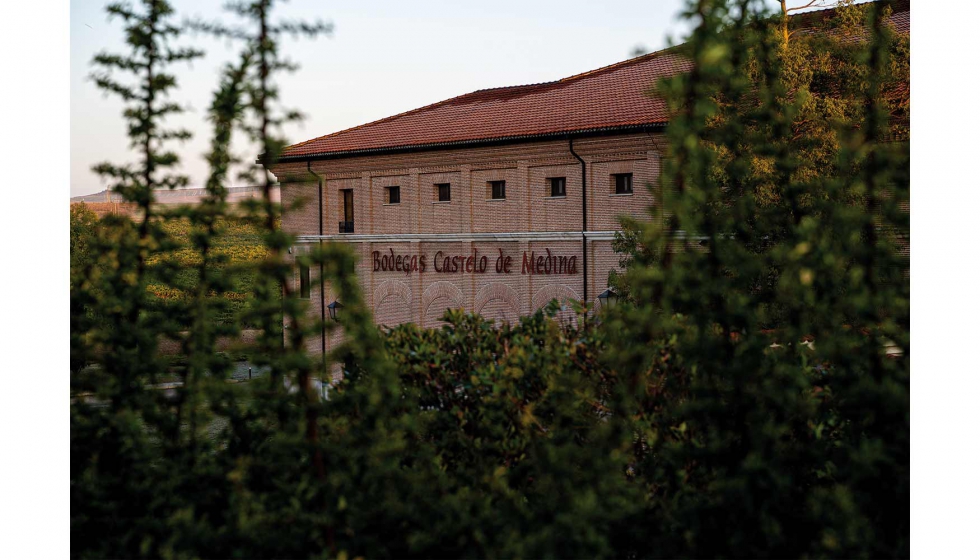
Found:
267,2 -> 910,363
373,248 -> 578,276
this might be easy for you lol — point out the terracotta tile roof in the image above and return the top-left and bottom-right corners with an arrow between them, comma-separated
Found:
281,48 -> 689,160
280,0 -> 909,161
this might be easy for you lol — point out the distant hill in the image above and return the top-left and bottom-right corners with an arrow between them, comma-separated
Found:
71,185 -> 280,205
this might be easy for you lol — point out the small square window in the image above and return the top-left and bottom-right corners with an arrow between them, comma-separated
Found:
299,263 -> 311,299
613,173 -> 633,195
436,183 -> 451,202
386,186 -> 400,204
549,177 -> 566,197
490,180 -> 506,200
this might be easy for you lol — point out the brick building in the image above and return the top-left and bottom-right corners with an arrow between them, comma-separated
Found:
270,2 -> 909,358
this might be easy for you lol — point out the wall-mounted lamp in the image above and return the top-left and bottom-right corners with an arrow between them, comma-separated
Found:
327,300 -> 343,322
597,287 -> 619,308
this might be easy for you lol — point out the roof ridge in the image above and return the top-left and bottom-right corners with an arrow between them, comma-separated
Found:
464,43 -> 688,95
557,43 -> 688,85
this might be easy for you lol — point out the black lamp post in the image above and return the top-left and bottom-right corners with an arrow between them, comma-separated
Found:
327,300 -> 343,322
597,287 -> 619,308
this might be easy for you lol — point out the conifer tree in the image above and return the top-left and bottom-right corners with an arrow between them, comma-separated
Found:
193,0 -> 330,412
188,1 -> 337,551
79,0 -> 203,400
71,0 -> 203,555
167,52 -> 253,468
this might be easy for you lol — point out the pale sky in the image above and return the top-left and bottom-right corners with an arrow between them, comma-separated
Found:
70,0 -> 801,197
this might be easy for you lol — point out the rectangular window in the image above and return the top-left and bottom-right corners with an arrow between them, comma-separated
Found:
299,263 -> 310,299
386,185 -> 400,204
613,173 -> 633,195
437,183 -> 451,202
549,177 -> 566,197
490,180 -> 506,200
340,189 -> 354,233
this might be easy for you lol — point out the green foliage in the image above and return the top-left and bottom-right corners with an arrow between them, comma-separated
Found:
69,204 -> 99,276
71,0 -> 908,558
375,310 -> 641,558
602,1 -> 909,557
613,0 -> 909,320
70,204 -> 102,375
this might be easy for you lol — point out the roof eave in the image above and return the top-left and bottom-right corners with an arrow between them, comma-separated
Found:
269,122 -> 668,165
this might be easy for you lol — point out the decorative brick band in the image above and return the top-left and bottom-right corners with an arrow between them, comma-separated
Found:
295,231 -> 620,243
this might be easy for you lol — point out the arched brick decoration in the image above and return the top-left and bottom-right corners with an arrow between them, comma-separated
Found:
531,284 -> 580,312
532,284 -> 581,325
373,280 -> 413,327
374,279 -> 412,309
422,281 -> 465,328
474,282 -> 520,326
423,298 -> 452,328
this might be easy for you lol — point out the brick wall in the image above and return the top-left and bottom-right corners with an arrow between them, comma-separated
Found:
273,133 -> 665,356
